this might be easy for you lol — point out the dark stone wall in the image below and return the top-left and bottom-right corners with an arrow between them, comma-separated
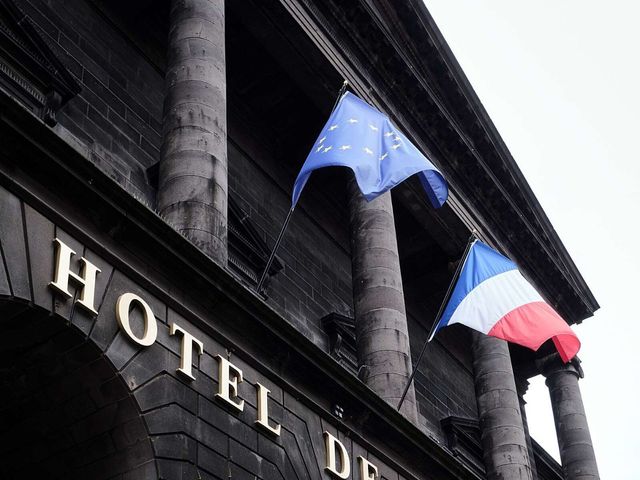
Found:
408,317 -> 478,437
0,183 -> 466,479
16,0 -> 355,351
0,186 -> 157,479
5,0 -> 482,471
227,138 -> 353,352
19,0 -> 164,205
0,307 -> 156,479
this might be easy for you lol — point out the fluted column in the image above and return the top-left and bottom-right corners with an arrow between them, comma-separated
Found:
158,0 -> 228,266
471,332 -> 533,480
348,181 -> 417,422
539,355 -> 599,480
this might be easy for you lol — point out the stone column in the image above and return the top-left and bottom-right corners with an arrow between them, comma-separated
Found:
471,332 -> 533,480
158,0 -> 228,266
348,182 -> 417,422
516,376 -> 539,480
539,355 -> 599,480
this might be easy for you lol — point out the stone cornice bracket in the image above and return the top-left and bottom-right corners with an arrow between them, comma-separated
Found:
0,0 -> 81,126
321,312 -> 358,375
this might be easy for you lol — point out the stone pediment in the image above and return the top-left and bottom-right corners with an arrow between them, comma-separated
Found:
0,0 -> 80,126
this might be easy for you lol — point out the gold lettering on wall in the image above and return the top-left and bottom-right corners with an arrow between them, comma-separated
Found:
49,238 -> 101,314
115,292 -> 158,347
47,237 -> 386,478
255,382 -> 281,436
323,431 -> 350,479
357,456 -> 379,480
169,322 -> 204,380
215,355 -> 244,412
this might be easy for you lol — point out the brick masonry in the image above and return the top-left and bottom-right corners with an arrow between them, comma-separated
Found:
19,0 -> 163,205
17,0 -> 356,354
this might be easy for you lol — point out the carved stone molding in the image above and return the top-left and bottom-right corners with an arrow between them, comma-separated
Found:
0,0 -> 80,126
321,312 -> 358,374
440,416 -> 485,478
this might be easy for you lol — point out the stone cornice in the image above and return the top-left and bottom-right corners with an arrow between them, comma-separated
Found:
290,0 -> 598,324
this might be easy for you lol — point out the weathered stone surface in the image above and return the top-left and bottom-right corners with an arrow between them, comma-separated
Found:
515,377 -> 539,480
471,332 -> 533,480
158,0 -> 228,266
349,180 -> 417,421
540,356 -> 600,479
0,186 -> 31,301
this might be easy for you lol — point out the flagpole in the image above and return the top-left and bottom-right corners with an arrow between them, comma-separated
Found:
396,231 -> 477,411
256,81 -> 350,296
256,207 -> 294,294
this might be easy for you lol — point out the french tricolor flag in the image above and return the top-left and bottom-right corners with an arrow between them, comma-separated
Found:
430,240 -> 580,363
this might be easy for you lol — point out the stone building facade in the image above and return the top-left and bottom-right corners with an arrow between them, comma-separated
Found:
0,0 -> 600,479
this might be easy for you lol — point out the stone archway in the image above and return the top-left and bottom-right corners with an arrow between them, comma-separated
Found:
0,185 -> 159,478
0,299 -> 158,479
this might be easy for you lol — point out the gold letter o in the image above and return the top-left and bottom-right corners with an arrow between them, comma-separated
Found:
116,292 -> 158,347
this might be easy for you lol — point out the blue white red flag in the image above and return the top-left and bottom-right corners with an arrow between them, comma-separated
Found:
430,240 -> 580,362
291,92 -> 448,208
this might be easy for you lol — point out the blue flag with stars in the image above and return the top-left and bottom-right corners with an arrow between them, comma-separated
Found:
292,92 -> 448,208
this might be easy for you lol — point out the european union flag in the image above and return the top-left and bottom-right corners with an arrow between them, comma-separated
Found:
292,92 -> 448,208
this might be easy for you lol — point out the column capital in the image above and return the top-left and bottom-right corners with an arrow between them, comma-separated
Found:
514,375 -> 531,399
536,353 -> 584,384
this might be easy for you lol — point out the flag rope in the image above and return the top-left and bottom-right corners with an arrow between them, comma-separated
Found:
255,81 -> 350,296
397,231 -> 477,411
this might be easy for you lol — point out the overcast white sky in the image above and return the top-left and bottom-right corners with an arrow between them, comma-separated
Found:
423,1 -> 640,478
